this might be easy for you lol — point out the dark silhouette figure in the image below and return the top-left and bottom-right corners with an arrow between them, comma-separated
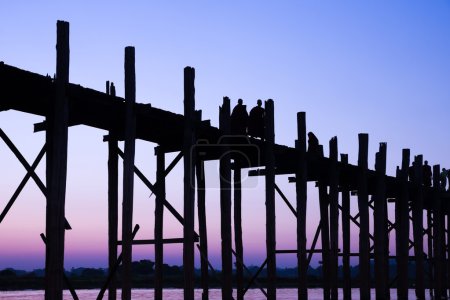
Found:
248,99 -> 265,140
408,162 -> 416,183
230,99 -> 249,135
447,171 -> 450,192
440,168 -> 448,190
423,160 -> 432,187
307,132 -> 320,155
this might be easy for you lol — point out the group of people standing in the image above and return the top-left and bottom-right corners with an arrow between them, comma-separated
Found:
230,99 -> 265,140
411,160 -> 449,191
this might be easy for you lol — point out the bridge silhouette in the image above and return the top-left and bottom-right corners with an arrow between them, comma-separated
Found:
0,20 -> 449,300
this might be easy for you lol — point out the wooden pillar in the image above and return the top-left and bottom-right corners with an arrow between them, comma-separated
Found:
45,20 -> 69,300
154,147 -> 165,300
340,154 -> 351,300
234,167 -> 244,300
107,81 -> 118,300
357,133 -> 370,300
183,67 -> 196,300
395,149 -> 410,300
121,46 -> 136,300
295,112 -> 308,300
447,214 -> 450,295
329,137 -> 339,300
219,96 -> 232,300
265,99 -> 276,300
196,160 -> 208,300
433,164 -> 444,299
318,146 -> 330,300
412,155 -> 425,299
427,201 -> 434,299
374,143 -> 389,299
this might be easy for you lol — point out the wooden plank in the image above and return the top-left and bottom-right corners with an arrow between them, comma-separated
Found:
395,149 -> 410,299
219,96 -> 232,300
196,160 -> 209,300
121,46 -> 136,300
412,155 -> 425,299
374,143 -> 389,299
357,133 -> 370,300
318,162 -> 330,300
432,164 -> 444,299
107,81 -> 118,300
295,112 -> 307,300
154,147 -> 165,300
183,66 -> 196,300
427,201 -> 434,299
45,20 -> 70,300
328,137 -> 339,300
234,167 -> 244,300
340,154 -> 351,300
265,99 -> 276,300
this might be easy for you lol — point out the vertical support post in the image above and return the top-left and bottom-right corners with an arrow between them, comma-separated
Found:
447,214 -> 450,294
340,154 -> 351,300
318,146 -> 330,300
329,137 -> 339,300
121,46 -> 136,300
196,160 -> 208,300
183,66 -> 196,300
45,20 -> 69,300
219,96 -> 232,300
374,143 -> 389,299
433,164 -> 444,299
412,155 -> 425,299
295,112 -> 308,300
357,133 -> 370,300
154,147 -> 165,300
427,200 -> 434,299
234,167 -> 244,300
265,99 -> 276,300
395,149 -> 410,300
107,82 -> 118,300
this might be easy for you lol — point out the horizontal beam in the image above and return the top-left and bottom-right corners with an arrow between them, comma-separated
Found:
117,237 -> 198,245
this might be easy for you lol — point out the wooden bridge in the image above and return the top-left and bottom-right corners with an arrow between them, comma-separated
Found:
1,20 -> 449,300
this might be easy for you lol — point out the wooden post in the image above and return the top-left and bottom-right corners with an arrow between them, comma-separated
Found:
121,46 -> 136,300
219,96 -> 232,300
183,66 -> 196,300
196,160 -> 208,300
357,133 -> 370,300
295,112 -> 308,300
412,155 -> 425,299
107,82 -> 118,300
432,164 -> 444,299
318,146 -> 330,300
265,99 -> 276,300
154,147 -> 165,300
234,167 -> 244,300
340,154 -> 351,300
395,149 -> 410,299
329,137 -> 339,300
447,214 -> 450,295
374,143 -> 389,299
427,200 -> 434,299
45,20 -> 69,300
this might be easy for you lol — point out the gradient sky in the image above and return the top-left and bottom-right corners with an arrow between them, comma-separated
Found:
0,1 -> 449,271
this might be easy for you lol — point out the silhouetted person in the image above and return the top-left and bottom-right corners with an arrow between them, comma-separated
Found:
230,99 -> 248,135
408,162 -> 416,183
248,99 -> 265,140
441,168 -> 448,190
307,132 -> 320,155
423,160 -> 432,187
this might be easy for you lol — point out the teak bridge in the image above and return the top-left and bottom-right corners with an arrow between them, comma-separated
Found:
1,21 -> 449,300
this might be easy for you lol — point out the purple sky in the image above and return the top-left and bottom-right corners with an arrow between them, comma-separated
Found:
0,1 -> 449,271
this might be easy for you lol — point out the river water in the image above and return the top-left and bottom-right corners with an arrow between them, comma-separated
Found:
0,288 -> 432,299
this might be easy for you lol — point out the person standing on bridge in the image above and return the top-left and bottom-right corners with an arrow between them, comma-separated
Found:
441,168 -> 448,190
230,99 -> 249,135
423,160 -> 432,187
248,99 -> 265,140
